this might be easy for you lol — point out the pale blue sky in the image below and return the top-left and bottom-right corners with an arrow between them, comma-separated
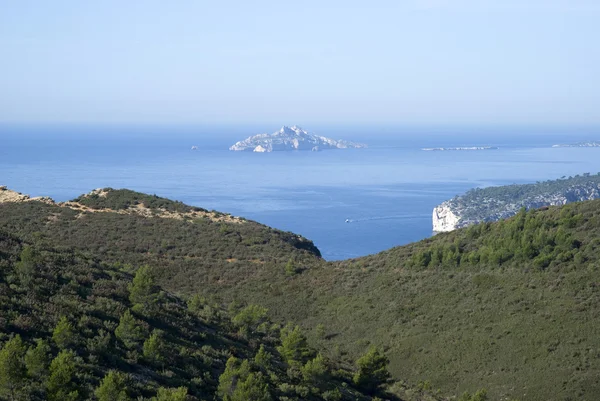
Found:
1,0 -> 599,125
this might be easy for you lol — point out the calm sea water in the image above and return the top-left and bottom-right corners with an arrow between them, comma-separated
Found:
2,124 -> 600,260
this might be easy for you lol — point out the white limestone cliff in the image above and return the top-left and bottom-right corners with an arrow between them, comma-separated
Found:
432,179 -> 600,232
432,203 -> 462,232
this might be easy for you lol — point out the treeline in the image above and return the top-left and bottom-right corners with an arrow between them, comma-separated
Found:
410,206 -> 591,270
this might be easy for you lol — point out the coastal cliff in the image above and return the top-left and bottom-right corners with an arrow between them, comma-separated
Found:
433,174 -> 600,232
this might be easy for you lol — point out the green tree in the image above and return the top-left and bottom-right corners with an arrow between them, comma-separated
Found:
47,350 -> 79,401
115,310 -> 145,349
352,346 -> 390,394
152,386 -> 188,401
143,330 -> 166,365
459,389 -> 488,401
285,258 -> 298,276
95,371 -> 129,401
301,353 -> 328,385
25,339 -> 50,379
0,335 -> 27,401
52,316 -> 75,349
15,246 -> 38,287
254,344 -> 272,370
233,372 -> 271,401
218,357 -> 271,401
278,324 -> 311,365
232,304 -> 269,335
315,323 -> 326,340
129,265 -> 159,313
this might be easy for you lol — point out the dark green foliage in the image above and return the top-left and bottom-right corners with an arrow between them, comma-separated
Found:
278,324 -> 312,366
52,317 -> 75,350
129,264 -> 159,313
0,335 -> 27,400
218,357 -> 271,401
95,371 -> 129,401
15,246 -> 38,287
114,310 -> 146,350
47,349 -> 79,401
25,339 -> 50,379
151,387 -> 188,401
232,304 -> 269,335
459,389 -> 488,401
6,188 -> 600,399
301,353 -> 328,385
352,347 -> 390,394
0,228 -> 381,401
72,188 -> 204,213
143,330 -> 166,365
254,344 -> 272,369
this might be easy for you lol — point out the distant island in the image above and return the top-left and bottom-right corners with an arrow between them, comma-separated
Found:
433,173 -> 600,232
552,141 -> 600,148
229,125 -> 367,152
422,146 -> 498,151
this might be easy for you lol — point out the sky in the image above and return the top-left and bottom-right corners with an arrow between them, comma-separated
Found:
1,0 -> 599,126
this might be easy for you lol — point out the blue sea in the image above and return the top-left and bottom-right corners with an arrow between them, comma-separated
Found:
2,124 -> 600,260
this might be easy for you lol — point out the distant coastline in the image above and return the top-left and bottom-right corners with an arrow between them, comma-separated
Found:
552,141 -> 600,148
421,146 -> 499,151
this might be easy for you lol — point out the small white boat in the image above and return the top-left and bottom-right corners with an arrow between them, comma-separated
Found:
191,146 -> 198,150
345,219 -> 350,223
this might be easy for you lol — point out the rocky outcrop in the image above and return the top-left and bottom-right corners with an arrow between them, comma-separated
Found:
230,125 -> 367,152
433,176 -> 600,232
0,186 -> 55,204
432,204 -> 461,232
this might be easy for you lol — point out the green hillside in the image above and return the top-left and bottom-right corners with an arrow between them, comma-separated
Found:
1,187 -> 599,400
0,228 -> 408,401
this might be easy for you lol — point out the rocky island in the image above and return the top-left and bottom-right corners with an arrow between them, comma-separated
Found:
229,125 -> 367,152
433,173 -> 600,232
552,141 -> 600,148
422,146 -> 498,151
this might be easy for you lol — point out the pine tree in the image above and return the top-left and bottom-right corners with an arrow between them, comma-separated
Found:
15,246 -> 38,287
0,335 -> 27,401
115,310 -> 145,349
129,265 -> 158,313
52,316 -> 75,349
254,344 -> 272,370
95,371 -> 129,401
352,346 -> 390,394
143,330 -> 166,366
301,353 -> 328,385
277,324 -> 311,365
47,350 -> 79,401
25,339 -> 50,379
152,386 -> 187,401
232,304 -> 268,335
218,357 -> 271,401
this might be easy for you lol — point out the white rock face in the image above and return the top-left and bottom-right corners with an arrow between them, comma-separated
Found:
432,203 -> 461,232
230,125 -> 367,152
432,179 -> 600,232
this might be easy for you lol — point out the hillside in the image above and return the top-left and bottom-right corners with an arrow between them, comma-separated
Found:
1,187 -> 599,400
0,228 -> 411,401
433,173 -> 600,232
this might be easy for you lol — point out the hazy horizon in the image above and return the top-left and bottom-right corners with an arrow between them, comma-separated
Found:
2,1 -> 599,126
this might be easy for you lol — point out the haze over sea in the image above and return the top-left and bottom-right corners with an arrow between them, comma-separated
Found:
2,124 -> 600,260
